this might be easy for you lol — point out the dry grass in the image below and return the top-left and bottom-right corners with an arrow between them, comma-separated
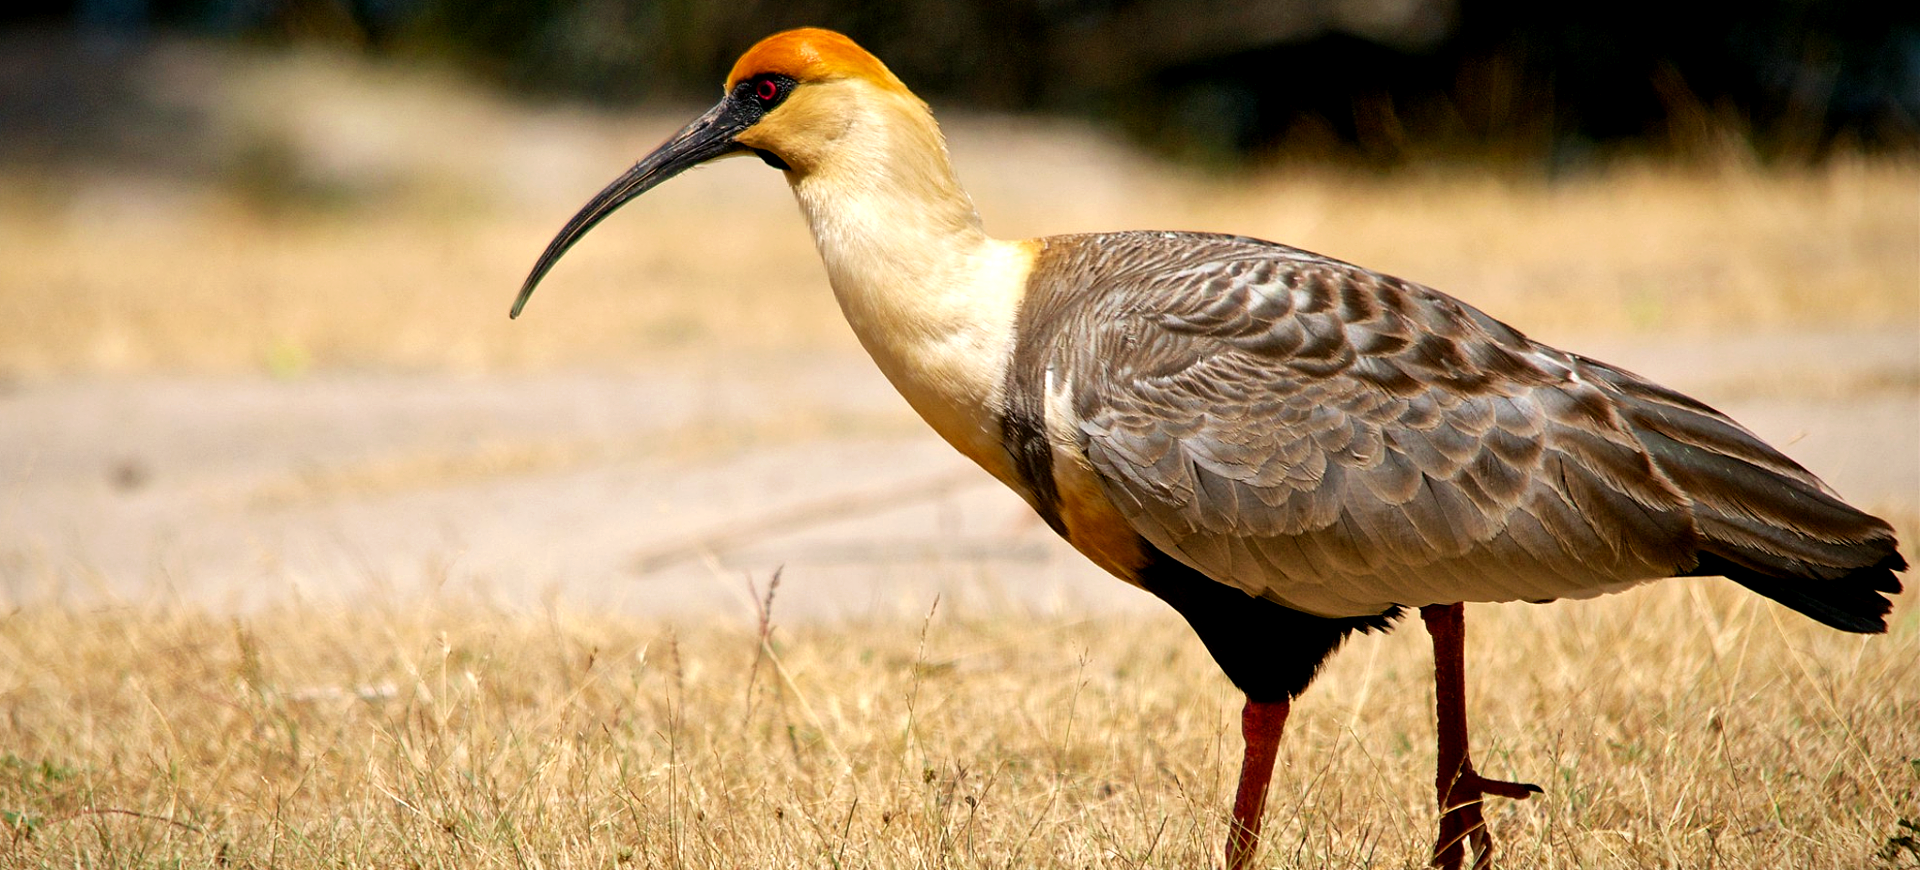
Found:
0,39 -> 1910,378
0,144 -> 1912,378
2,581 -> 1916,869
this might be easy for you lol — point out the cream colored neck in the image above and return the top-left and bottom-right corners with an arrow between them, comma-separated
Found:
784,94 -> 1030,484
791,126 -> 987,339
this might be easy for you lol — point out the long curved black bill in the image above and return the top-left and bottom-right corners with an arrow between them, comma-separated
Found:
511,98 -> 752,318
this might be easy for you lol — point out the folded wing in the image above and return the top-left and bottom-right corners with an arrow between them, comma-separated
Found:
1030,232 -> 1902,625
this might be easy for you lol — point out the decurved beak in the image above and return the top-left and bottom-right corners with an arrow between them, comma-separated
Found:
512,98 -> 753,318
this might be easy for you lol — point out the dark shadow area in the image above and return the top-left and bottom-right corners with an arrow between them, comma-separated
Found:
0,29 -> 227,179
1,0 -> 1915,175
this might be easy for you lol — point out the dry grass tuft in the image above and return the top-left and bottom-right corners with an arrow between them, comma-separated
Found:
2,580 -> 1915,869
0,151 -> 1912,378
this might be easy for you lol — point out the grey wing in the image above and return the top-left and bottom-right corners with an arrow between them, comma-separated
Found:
1057,235 -> 1704,617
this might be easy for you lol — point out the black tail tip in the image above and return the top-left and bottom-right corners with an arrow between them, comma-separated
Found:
1702,551 -> 1905,635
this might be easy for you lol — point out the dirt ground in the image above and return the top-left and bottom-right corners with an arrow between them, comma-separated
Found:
3,328 -> 1913,623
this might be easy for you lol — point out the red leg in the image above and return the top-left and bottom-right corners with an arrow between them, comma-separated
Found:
1225,699 -> 1289,870
1421,604 -> 1541,870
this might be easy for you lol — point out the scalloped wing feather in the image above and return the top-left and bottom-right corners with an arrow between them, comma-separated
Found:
1030,232 -> 1732,617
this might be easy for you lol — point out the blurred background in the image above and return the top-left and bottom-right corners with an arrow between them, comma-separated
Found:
0,1 -> 1914,616
6,0 -> 1920,168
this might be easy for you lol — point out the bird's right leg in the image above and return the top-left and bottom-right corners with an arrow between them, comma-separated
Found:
1421,603 -> 1541,870
1225,698 -> 1289,870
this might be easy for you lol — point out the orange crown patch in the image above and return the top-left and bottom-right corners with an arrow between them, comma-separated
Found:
726,28 -> 908,94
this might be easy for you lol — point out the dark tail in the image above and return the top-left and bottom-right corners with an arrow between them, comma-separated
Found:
1690,551 -> 1905,633
1590,362 -> 1907,633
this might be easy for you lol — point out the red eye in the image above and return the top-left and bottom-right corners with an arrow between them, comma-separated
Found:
756,79 -> 780,102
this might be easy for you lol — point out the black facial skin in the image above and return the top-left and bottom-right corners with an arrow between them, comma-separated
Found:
512,73 -> 799,318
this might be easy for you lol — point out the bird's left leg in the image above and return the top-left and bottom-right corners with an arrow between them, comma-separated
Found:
1224,698 -> 1289,870
1420,603 -> 1541,870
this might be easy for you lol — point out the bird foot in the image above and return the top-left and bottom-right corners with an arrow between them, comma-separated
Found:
1432,766 -> 1541,870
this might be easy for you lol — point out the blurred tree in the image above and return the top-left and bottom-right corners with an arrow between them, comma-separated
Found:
1,0 -> 1914,164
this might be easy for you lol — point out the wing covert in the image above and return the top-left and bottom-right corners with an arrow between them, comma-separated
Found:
1026,232 -> 1701,617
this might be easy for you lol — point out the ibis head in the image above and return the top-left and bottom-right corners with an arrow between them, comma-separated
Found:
511,28 -> 914,318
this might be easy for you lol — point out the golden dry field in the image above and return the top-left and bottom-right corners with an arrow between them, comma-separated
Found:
2,587 -> 1917,868
1,43 -> 1916,869
1,147 -> 1915,377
